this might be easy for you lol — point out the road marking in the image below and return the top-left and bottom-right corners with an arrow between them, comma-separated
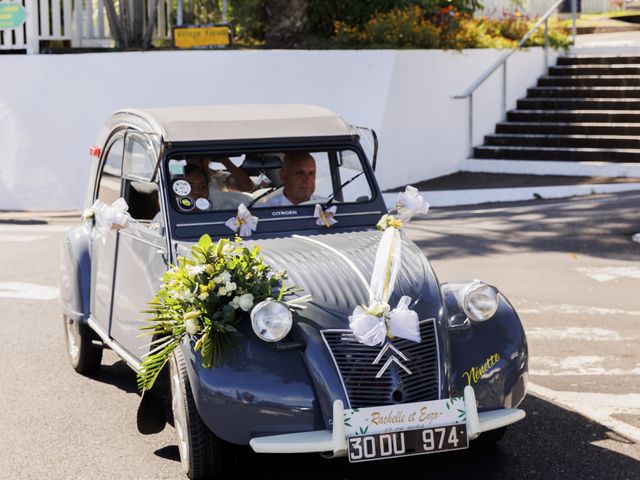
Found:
577,266 -> 640,283
526,327 -> 626,341
0,282 -> 59,300
528,382 -> 640,443
0,224 -> 72,233
530,355 -> 640,376
0,234 -> 50,243
517,301 -> 640,317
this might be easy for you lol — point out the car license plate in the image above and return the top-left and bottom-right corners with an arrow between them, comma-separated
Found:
347,424 -> 468,463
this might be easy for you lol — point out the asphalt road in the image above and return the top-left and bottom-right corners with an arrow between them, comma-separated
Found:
0,192 -> 639,479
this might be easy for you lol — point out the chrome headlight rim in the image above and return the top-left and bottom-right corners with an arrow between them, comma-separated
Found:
250,298 -> 293,342
461,280 -> 499,322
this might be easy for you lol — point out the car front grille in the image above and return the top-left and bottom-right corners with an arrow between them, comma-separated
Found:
321,319 -> 440,408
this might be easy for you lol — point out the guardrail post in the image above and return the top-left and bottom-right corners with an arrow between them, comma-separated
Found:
25,0 -> 39,54
502,61 -> 507,120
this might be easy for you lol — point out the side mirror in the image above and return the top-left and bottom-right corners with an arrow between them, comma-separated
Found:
352,126 -> 378,170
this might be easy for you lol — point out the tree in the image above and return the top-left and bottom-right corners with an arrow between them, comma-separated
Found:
104,0 -> 160,49
263,0 -> 308,48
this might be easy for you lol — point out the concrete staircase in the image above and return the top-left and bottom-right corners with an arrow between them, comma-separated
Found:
465,54 -> 640,177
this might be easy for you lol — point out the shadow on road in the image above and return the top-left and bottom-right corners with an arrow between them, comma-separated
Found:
409,193 -> 640,262
90,358 -> 139,394
151,395 -> 639,480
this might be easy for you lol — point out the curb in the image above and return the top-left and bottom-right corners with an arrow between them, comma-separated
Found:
461,158 -> 640,178
383,182 -> 640,208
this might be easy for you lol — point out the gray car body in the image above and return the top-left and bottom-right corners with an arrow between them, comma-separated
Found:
59,106 -> 528,446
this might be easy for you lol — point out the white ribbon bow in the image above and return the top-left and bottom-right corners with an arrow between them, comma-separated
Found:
348,296 -> 421,346
388,296 -> 421,343
348,185 -> 427,346
225,203 -> 258,237
314,204 -> 337,228
395,185 -> 430,222
91,198 -> 146,237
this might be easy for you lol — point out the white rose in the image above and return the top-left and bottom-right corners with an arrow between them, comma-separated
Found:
185,317 -> 200,335
225,281 -> 237,292
198,292 -> 208,301
218,286 -> 227,296
238,293 -> 254,312
220,271 -> 231,283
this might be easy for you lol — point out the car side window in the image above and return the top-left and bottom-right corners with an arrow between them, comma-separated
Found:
122,132 -> 161,223
96,137 -> 124,203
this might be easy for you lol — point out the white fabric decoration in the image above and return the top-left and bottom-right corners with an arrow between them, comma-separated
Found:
369,227 -> 402,305
388,296 -> 421,343
314,204 -> 338,228
91,198 -> 147,237
348,185 -> 427,346
395,185 -> 430,222
225,203 -> 258,237
348,305 -> 388,347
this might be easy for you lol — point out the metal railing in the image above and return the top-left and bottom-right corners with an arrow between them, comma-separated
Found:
454,0 -> 578,157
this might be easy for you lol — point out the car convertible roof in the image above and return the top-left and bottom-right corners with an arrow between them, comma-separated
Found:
111,104 -> 354,143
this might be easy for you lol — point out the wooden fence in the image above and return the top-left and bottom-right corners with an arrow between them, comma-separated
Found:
0,0 -> 172,53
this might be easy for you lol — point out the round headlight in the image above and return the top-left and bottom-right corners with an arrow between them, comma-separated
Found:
250,299 -> 292,342
461,281 -> 499,321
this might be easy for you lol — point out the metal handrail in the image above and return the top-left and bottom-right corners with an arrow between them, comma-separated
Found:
454,0 -> 578,157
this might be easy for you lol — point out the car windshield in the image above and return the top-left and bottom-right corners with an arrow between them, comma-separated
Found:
165,149 -> 373,214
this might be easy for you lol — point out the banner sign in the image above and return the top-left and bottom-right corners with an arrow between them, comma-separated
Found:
0,2 -> 26,30
174,25 -> 231,49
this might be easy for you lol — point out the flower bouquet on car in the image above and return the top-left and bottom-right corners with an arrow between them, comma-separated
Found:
137,234 -> 309,392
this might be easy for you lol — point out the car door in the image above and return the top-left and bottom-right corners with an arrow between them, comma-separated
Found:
90,135 -> 124,335
108,130 -> 166,361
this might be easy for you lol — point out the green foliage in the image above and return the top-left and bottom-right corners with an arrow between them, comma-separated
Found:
137,235 -> 291,392
333,6 -> 570,50
229,0 -> 268,44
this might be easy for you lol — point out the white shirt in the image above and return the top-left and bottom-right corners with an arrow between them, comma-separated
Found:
261,192 -> 323,207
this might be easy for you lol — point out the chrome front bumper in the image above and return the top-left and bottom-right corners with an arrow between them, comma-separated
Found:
249,386 -> 526,456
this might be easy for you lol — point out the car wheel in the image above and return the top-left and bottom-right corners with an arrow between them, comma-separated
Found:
170,347 -> 221,479
63,315 -> 103,374
474,427 -> 507,447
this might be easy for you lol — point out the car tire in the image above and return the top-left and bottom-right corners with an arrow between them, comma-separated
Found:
474,427 -> 507,447
63,315 -> 103,374
170,347 -> 221,480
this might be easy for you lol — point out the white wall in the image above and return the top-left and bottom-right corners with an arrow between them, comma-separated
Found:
0,48 -> 552,210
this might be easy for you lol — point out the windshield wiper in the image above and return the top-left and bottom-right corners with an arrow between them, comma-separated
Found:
247,184 -> 283,209
323,171 -> 365,208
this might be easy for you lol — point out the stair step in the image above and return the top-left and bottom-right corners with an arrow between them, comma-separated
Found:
549,65 -> 640,76
527,86 -> 640,98
506,109 -> 640,122
517,98 -> 640,110
484,134 -> 640,149
473,146 -> 640,162
538,75 -> 640,86
495,122 -> 640,136
557,55 -> 640,65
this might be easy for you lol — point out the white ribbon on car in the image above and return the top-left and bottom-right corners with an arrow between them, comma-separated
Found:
348,186 -> 429,346
225,203 -> 258,237
91,198 -> 147,237
314,204 -> 337,228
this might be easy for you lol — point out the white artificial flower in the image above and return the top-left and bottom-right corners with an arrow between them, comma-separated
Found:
213,271 -> 231,284
229,296 -> 241,309
187,265 -> 206,279
218,286 -> 227,296
198,292 -> 209,301
225,281 -> 237,292
238,293 -> 254,312
185,317 -> 200,335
